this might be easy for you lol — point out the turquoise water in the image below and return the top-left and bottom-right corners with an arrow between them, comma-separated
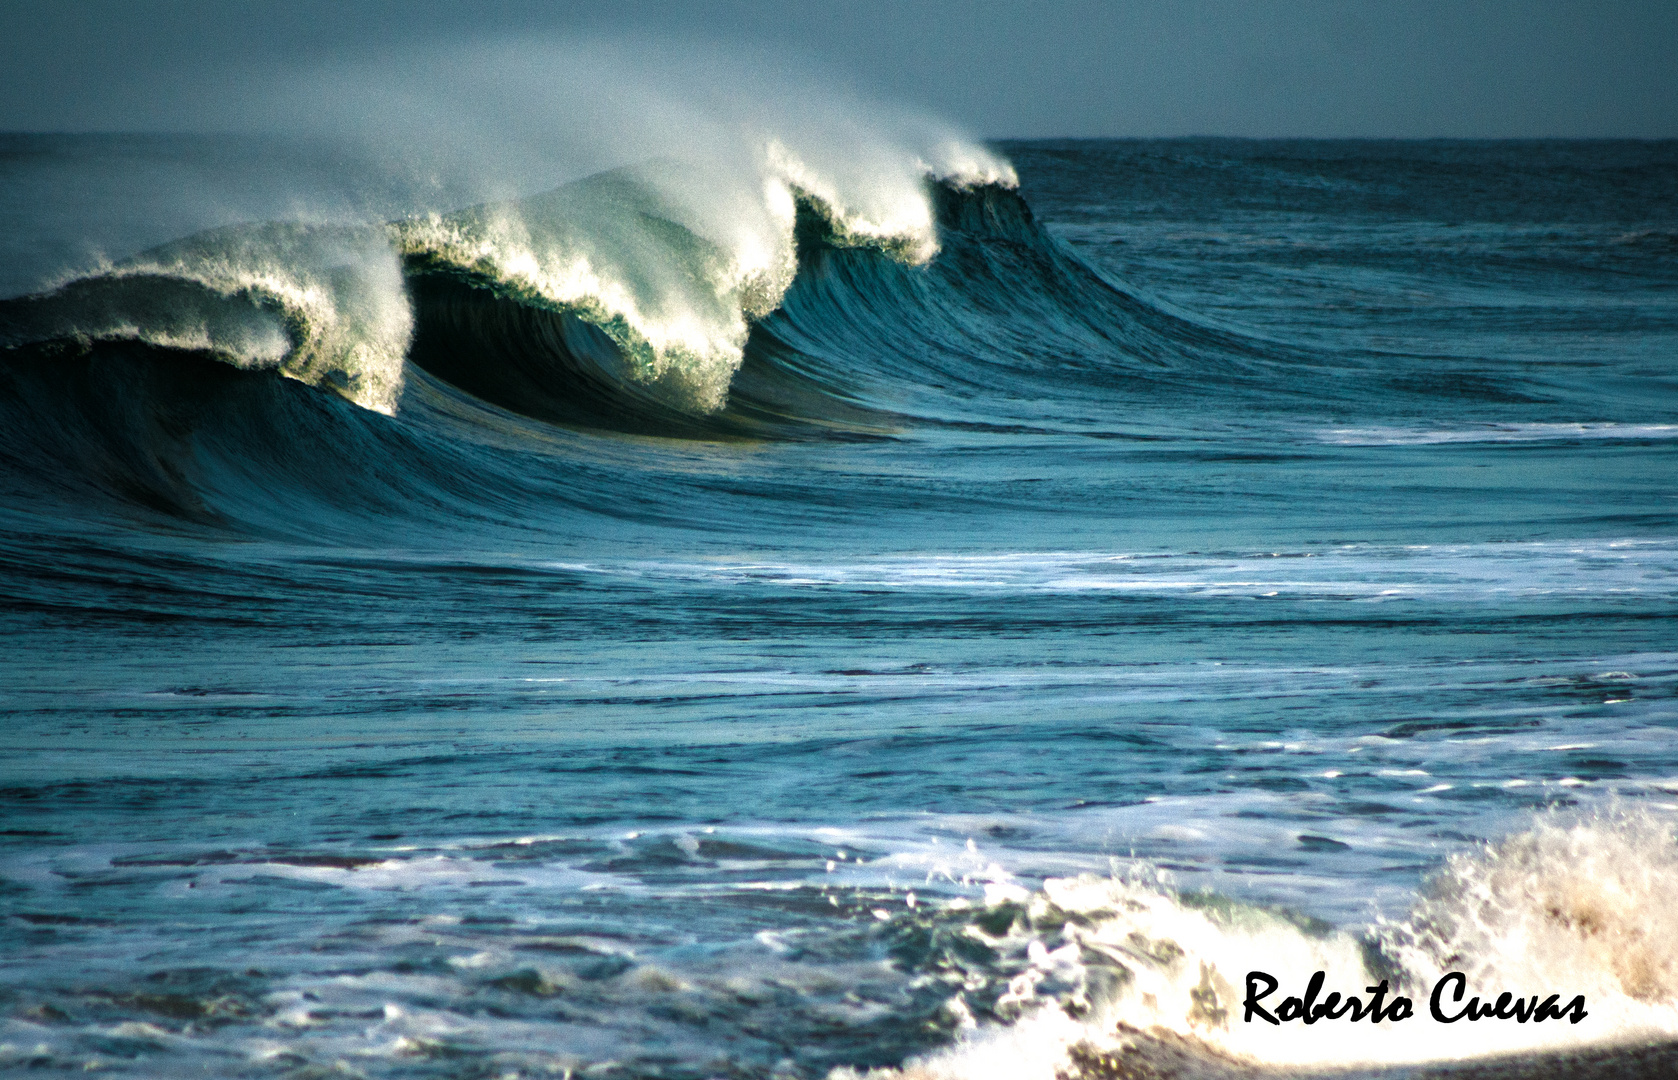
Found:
1,136 -> 1676,1078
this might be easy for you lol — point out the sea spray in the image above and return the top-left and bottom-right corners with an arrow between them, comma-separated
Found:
4,40 -> 1014,421
279,37 -> 1015,415
1385,805 -> 1678,1027
842,809 -> 1678,1079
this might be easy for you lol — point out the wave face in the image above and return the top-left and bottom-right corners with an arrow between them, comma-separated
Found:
2,130 -> 1677,1080
0,162 -> 1278,539
396,172 -> 1245,439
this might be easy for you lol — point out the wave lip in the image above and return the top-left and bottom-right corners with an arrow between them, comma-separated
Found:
394,165 -> 767,416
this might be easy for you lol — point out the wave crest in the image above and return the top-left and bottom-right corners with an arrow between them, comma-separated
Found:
1,223 -> 410,413
397,137 -> 1013,417
395,168 -> 767,414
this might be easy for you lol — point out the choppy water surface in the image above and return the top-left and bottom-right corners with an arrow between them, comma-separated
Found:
2,134 -> 1676,1078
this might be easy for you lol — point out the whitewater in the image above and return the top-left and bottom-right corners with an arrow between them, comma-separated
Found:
2,58 -> 1677,1080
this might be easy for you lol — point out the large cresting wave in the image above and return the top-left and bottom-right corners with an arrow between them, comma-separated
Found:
391,141 -> 1016,433
0,52 -> 1295,527
1,125 -> 1023,430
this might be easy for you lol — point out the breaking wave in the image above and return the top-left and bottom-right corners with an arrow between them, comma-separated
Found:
0,222 -> 411,414
847,807 -> 1678,1079
0,123 -> 1020,431
0,125 -> 1264,519
394,140 -> 1015,418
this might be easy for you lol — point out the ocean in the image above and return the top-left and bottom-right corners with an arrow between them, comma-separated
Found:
1,130 -> 1676,1078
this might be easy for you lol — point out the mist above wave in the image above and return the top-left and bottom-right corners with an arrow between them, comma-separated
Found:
2,37 -> 1014,417
322,37 -> 1014,414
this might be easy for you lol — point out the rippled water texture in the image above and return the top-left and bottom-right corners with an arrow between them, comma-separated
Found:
2,136 -> 1676,1078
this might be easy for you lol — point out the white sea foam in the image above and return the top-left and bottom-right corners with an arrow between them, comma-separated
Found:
8,806 -> 1677,1078
1319,423 -> 1678,446
848,807 -> 1678,1079
558,537 -> 1678,600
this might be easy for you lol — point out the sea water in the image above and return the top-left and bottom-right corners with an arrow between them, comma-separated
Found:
1,128 -> 1676,1078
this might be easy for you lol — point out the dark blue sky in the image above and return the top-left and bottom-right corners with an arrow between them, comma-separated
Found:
3,0 -> 1674,137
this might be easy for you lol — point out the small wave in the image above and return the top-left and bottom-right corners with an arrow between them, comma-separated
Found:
848,807 -> 1678,1079
0,223 -> 410,413
1611,229 -> 1678,249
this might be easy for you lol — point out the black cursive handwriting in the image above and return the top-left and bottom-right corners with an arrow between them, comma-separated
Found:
1243,971 -> 1587,1025
1429,971 -> 1587,1025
